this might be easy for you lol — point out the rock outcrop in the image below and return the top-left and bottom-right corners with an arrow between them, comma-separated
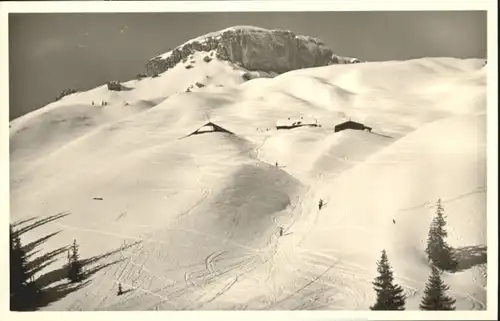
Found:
144,26 -> 362,77
55,88 -> 78,101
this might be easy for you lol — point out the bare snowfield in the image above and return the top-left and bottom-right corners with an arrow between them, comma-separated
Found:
9,52 -> 487,311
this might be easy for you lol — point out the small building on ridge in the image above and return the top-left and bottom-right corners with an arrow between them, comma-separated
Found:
334,120 -> 372,133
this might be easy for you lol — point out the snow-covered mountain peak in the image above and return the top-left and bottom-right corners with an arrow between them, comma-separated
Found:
145,26 -> 361,77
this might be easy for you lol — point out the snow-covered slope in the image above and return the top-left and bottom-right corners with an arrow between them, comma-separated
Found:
9,34 -> 488,312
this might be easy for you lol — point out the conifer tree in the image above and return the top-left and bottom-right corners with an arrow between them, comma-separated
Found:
10,225 -> 29,310
10,226 -> 28,291
67,239 -> 84,283
419,266 -> 456,310
370,249 -> 406,310
10,224 -> 41,311
425,199 -> 457,270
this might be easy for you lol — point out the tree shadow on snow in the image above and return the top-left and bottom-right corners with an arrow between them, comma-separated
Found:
33,248 -> 126,309
34,242 -> 133,289
11,215 -> 39,228
28,245 -> 70,277
22,231 -> 63,254
14,212 -> 70,236
119,288 -> 134,296
452,245 -> 487,272
119,84 -> 134,91
35,280 -> 92,309
10,212 -> 136,310
81,240 -> 141,266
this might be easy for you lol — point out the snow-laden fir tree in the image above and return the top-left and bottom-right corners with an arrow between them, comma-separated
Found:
425,199 -> 458,271
420,265 -> 456,310
10,225 -> 29,294
370,249 -> 406,310
10,224 -> 42,311
67,239 -> 84,283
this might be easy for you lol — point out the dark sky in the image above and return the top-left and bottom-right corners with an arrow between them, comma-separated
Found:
9,11 -> 487,120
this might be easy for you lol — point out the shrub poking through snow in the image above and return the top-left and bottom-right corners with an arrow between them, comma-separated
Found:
242,72 -> 254,81
55,88 -> 78,101
195,82 -> 205,88
185,65 -> 194,70
203,56 -> 212,63
136,73 -> 147,80
370,249 -> 406,310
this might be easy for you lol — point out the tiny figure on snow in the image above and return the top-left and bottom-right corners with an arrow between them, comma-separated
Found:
117,282 -> 123,296
392,218 -> 396,224
275,161 -> 279,167
278,226 -> 284,237
92,101 -> 94,106
318,199 -> 324,210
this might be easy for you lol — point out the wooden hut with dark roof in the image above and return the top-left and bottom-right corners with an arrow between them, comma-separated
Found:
334,120 -> 372,133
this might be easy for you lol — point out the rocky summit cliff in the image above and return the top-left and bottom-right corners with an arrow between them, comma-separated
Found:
144,26 -> 361,77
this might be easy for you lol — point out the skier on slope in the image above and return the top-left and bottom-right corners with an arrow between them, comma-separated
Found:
117,283 -> 123,296
318,199 -> 324,210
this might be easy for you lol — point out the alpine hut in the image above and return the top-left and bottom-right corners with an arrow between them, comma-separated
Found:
334,120 -> 372,133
